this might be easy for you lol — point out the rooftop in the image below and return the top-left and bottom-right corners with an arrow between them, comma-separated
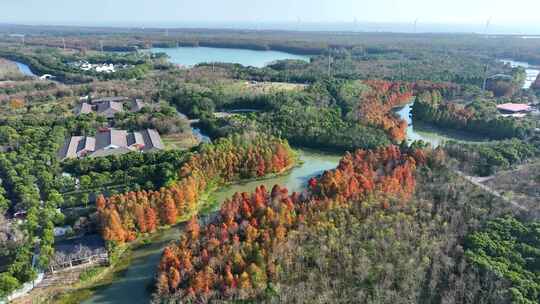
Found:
75,103 -> 93,115
59,128 -> 164,160
496,103 -> 532,113
91,96 -> 130,103
74,97 -> 147,117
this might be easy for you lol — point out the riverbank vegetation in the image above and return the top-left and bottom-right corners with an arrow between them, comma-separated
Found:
199,79 -> 412,151
151,144 -> 534,303
0,58 -> 26,81
96,133 -> 295,244
153,145 -> 426,302
412,90 -> 534,139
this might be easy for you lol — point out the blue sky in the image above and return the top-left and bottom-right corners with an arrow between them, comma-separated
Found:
1,0 -> 538,31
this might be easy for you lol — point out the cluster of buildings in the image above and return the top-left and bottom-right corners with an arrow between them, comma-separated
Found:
75,96 -> 145,119
69,60 -> 131,74
60,96 -> 164,160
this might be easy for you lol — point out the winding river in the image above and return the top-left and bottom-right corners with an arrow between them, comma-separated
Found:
84,46 -> 486,302
83,150 -> 340,304
84,101 -> 485,303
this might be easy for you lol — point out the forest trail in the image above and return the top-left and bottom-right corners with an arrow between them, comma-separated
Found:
455,170 -> 529,212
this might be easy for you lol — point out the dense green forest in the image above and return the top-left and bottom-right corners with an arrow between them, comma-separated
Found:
465,217 -> 540,304
445,139 -> 539,176
412,90 -> 534,139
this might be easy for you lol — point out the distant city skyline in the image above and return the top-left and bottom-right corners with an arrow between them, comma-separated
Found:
2,0 -> 540,34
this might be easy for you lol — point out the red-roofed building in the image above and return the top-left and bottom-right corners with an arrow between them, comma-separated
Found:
496,103 -> 532,114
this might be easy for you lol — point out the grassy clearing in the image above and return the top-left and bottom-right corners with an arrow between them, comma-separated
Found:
162,132 -> 200,150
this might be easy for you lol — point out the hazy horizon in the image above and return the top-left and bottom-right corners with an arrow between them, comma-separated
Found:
2,0 -> 540,35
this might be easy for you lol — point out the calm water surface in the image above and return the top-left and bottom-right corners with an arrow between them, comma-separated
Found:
151,46 -> 310,68
396,102 -> 488,147
13,60 -> 36,77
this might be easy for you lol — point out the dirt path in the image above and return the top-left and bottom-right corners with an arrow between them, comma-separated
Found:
455,170 -> 529,211
11,269 -> 86,304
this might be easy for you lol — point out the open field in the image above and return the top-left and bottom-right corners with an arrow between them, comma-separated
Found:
162,132 -> 200,150
242,81 -> 307,93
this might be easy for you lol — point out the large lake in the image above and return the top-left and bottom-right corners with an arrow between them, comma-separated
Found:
150,46 -> 310,67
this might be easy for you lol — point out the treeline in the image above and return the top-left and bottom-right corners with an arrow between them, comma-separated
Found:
96,133 -> 294,243
533,74 -> 540,92
412,90 -> 534,139
63,149 -> 189,177
153,145 -> 428,302
445,139 -> 539,176
259,80 -> 412,151
0,48 -> 93,84
485,66 -> 527,97
0,47 -> 153,84
356,80 -> 412,142
200,79 -> 413,152
61,149 -> 191,208
275,151 -> 521,303
111,104 -> 191,135
0,124 -> 66,297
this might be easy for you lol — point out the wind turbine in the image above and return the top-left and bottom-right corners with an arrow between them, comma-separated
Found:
484,17 -> 492,36
413,18 -> 419,34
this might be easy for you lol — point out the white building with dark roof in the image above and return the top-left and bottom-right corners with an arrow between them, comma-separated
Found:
58,129 -> 165,160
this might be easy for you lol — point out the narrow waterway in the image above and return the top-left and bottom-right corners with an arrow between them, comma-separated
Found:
396,102 -> 488,147
85,101 -> 484,303
191,127 -> 211,144
12,60 -> 36,77
82,149 -> 340,304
